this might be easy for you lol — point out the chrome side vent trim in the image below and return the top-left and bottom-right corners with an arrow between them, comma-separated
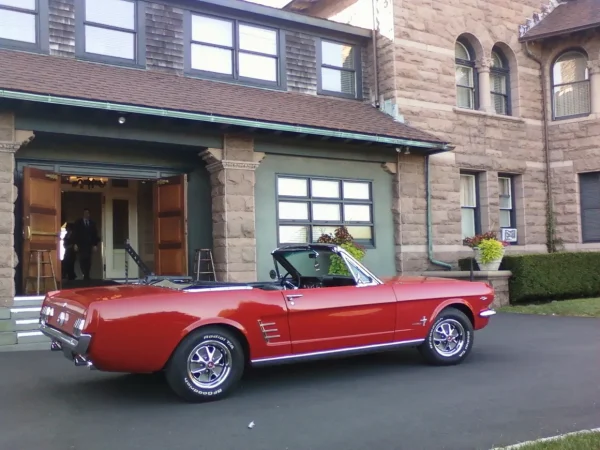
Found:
258,320 -> 280,342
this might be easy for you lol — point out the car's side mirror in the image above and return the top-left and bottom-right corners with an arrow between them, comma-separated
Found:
269,269 -> 277,280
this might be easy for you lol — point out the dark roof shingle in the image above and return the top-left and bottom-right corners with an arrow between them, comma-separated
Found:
521,0 -> 600,41
0,50 -> 445,146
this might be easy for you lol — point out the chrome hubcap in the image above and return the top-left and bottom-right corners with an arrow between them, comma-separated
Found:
432,319 -> 465,357
187,340 -> 232,389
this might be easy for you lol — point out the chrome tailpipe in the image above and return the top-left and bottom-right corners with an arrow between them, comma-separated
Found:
73,354 -> 94,369
50,341 -> 62,352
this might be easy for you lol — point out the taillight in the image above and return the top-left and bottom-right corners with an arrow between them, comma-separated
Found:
73,318 -> 85,337
40,305 -> 54,323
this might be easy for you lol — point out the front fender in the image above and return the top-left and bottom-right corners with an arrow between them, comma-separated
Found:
429,298 -> 475,325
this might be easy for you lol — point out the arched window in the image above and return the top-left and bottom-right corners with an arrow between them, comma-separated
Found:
490,49 -> 510,115
455,40 -> 477,109
552,50 -> 590,119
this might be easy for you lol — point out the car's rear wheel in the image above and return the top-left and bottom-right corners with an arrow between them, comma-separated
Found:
418,307 -> 473,366
165,326 -> 245,402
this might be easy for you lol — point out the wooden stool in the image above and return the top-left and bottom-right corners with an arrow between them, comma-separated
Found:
193,249 -> 216,281
25,250 -> 58,295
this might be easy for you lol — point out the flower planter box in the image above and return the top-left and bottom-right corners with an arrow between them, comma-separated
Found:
473,247 -> 505,271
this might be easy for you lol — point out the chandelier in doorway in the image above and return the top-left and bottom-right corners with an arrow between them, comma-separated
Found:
68,176 -> 108,189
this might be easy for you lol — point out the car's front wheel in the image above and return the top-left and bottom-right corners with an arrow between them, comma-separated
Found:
418,307 -> 474,366
165,326 -> 245,402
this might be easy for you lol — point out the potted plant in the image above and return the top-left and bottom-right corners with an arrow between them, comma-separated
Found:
317,226 -> 366,276
463,231 -> 509,271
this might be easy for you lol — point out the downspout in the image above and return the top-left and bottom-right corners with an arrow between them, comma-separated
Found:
524,41 -> 555,252
371,0 -> 380,107
425,154 -> 452,270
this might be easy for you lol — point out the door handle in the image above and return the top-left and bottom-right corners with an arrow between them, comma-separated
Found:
285,294 -> 302,306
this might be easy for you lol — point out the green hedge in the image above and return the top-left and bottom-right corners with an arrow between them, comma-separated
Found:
459,252 -> 600,304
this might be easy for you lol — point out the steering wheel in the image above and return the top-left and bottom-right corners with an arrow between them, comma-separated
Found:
281,271 -> 299,290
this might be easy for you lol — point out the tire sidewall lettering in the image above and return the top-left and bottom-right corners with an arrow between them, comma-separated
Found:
201,333 -> 235,351
183,377 -> 223,396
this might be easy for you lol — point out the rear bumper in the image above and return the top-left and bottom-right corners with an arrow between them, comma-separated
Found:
39,321 -> 94,368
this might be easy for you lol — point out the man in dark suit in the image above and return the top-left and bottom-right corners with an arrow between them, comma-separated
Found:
72,208 -> 100,281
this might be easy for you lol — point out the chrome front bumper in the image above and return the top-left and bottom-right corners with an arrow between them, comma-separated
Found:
479,309 -> 497,318
39,321 -> 94,368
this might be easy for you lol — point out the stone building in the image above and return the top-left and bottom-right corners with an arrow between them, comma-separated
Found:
0,0 -> 450,348
285,0 -> 600,268
0,0 -> 599,349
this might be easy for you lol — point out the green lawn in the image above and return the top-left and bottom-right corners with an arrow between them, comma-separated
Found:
495,431 -> 600,449
499,297 -> 600,318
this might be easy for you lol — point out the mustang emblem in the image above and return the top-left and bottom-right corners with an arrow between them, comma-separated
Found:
413,316 -> 428,327
57,311 -> 70,326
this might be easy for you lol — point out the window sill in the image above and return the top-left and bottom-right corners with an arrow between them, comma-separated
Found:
185,70 -> 286,92
76,54 -> 146,70
453,107 -> 525,124
549,113 -> 600,125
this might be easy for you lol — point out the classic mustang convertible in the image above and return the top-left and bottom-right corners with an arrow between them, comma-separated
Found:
39,244 -> 496,402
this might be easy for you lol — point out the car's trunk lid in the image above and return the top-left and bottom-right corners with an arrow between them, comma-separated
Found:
42,284 -> 172,335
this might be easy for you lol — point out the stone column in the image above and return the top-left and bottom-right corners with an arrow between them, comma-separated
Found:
476,57 -> 494,114
587,60 -> 600,114
200,135 -> 264,283
0,112 -> 35,309
381,161 -> 402,273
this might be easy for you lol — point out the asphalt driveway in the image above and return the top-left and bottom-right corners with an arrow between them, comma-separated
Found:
0,313 -> 599,450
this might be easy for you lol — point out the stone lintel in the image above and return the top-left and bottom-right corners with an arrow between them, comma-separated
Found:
0,130 -> 35,154
200,149 -> 265,174
381,162 -> 397,174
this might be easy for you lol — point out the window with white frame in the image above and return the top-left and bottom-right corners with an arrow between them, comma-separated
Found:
552,50 -> 591,119
460,173 -> 479,240
491,49 -> 510,115
276,176 -> 374,245
319,40 -> 358,97
455,40 -> 476,110
498,176 -> 515,229
0,0 -> 40,46
80,0 -> 139,61
189,14 -> 279,84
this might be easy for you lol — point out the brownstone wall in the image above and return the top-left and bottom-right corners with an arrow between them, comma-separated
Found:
540,31 -> 600,250
390,0 -> 553,269
201,136 -> 264,282
0,113 -> 32,307
315,0 -> 557,270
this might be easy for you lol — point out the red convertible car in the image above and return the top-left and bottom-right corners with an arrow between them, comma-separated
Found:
39,244 -> 496,402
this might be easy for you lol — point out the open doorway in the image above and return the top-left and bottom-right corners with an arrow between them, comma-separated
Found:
61,191 -> 103,281
19,167 -> 189,295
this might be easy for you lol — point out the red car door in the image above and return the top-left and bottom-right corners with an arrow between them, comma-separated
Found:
284,283 -> 397,355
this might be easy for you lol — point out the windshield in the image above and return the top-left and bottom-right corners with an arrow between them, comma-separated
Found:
276,249 -> 336,277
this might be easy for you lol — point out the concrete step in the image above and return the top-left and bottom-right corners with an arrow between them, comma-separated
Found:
0,320 -> 14,333
0,331 -> 17,346
0,342 -> 51,352
12,296 -> 45,308
0,318 -> 42,333
17,331 -> 50,345
14,318 -> 42,332
0,307 -> 10,320
10,307 -> 42,321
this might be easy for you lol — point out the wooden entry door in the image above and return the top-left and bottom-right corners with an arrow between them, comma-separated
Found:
154,175 -> 187,276
22,167 -> 61,294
